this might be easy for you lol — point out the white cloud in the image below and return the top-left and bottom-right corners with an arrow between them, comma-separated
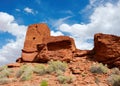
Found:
0,38 -> 25,65
15,9 -> 21,12
0,12 -> 26,37
59,1 -> 120,50
81,0 -> 119,14
0,12 -> 27,65
24,7 -> 36,14
51,31 -> 64,36
49,16 -> 72,28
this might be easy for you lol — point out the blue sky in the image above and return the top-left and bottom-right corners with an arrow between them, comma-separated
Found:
0,0 -> 120,65
0,0 -> 89,25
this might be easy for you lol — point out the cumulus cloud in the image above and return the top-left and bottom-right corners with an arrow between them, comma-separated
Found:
24,7 -> 37,14
0,12 -> 27,65
59,1 -> 120,49
0,12 -> 26,37
51,31 -> 64,36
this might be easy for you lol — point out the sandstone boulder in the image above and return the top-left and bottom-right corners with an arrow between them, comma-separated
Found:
93,33 -> 120,68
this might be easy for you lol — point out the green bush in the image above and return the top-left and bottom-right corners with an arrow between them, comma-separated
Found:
40,80 -> 48,86
20,68 -> 33,81
47,60 -> 67,73
16,65 -> 28,78
107,74 -> 120,86
16,65 -> 33,81
57,75 -> 67,84
0,78 -> 11,85
0,65 -> 7,72
0,65 -> 12,78
56,70 -> 64,76
33,64 -> 46,75
90,63 -> 108,74
111,67 -> 120,75
66,76 -> 76,83
57,75 -> 75,84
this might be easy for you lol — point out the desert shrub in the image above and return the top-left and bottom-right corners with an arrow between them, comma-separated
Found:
0,78 -> 17,85
0,65 -> 7,72
107,74 -> 120,86
57,75 -> 75,84
16,65 -> 33,81
66,75 -> 76,83
0,65 -> 12,78
111,67 -> 120,75
40,80 -> 48,86
16,65 -> 28,78
47,60 -> 67,73
57,75 -> 67,84
33,64 -> 46,75
0,78 -> 11,85
20,68 -> 33,81
90,63 -> 108,74
56,70 -> 64,76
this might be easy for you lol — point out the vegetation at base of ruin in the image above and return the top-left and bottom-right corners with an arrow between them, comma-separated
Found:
0,65 -> 13,78
0,78 -> 11,85
33,60 -> 67,76
20,69 -> 33,81
16,65 -> 33,81
47,60 -> 68,74
57,75 -> 75,84
40,80 -> 48,86
107,74 -> 120,86
0,65 -> 7,71
1,61 -> 120,85
33,64 -> 46,75
56,70 -> 64,76
111,67 -> 120,75
0,77 -> 16,85
16,65 -> 28,78
90,63 -> 109,74
107,67 -> 120,86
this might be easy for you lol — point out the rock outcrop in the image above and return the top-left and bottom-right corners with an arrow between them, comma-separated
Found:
17,23 -> 120,69
19,23 -> 76,62
93,33 -> 120,68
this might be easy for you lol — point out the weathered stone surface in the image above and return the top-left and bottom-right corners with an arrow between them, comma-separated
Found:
43,36 -> 76,51
20,23 -> 76,62
73,49 -> 92,57
36,36 -> 76,62
93,33 -> 120,68
21,23 -> 50,62
23,23 -> 50,52
7,63 -> 21,68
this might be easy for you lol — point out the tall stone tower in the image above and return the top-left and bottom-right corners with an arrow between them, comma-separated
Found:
23,23 -> 50,51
